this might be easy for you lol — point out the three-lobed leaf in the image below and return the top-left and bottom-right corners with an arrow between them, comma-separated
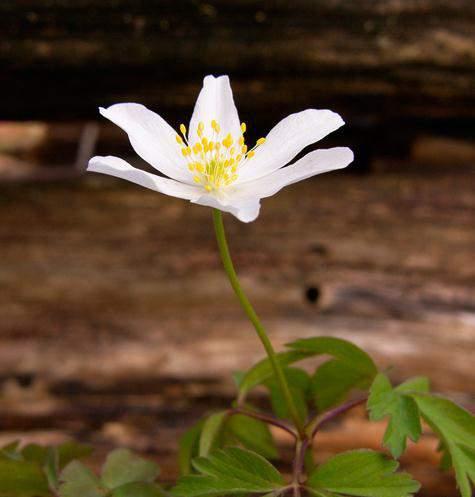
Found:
307,449 -> 420,497
172,447 -> 285,497
368,373 -> 429,458
411,393 -> 475,497
59,449 -> 161,497
59,461 -> 104,497
101,448 -> 160,489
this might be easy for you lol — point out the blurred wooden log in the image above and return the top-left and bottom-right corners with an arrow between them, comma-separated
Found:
0,0 -> 474,130
0,168 -> 474,393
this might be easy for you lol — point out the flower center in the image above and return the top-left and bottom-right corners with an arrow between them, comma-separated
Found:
175,120 -> 265,192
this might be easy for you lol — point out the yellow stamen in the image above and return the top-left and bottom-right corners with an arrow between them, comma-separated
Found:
180,124 -> 187,136
256,137 -> 266,146
176,134 -> 183,144
211,120 -> 220,133
241,122 -> 247,133
247,150 -> 255,159
241,145 -> 248,154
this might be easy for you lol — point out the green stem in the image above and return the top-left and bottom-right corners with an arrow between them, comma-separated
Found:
212,209 -> 305,436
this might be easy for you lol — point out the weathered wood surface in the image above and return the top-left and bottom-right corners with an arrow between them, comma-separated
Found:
1,0 -> 474,126
0,165 -> 474,495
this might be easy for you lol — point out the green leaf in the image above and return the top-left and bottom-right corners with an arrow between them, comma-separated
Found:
368,374 -> 429,458
179,421 -> 204,476
59,461 -> 104,497
112,482 -> 166,497
288,337 -> 378,411
307,449 -> 420,497
311,360 -> 370,412
199,412 -> 228,457
287,337 -> 377,376
226,414 -> 278,459
172,447 -> 285,497
265,367 -> 310,423
411,393 -> 475,497
101,449 -> 160,490
0,459 -> 51,497
237,350 -> 311,402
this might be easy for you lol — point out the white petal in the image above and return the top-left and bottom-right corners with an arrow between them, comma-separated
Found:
236,109 -> 345,183
188,75 -> 241,146
100,103 -> 191,183
191,194 -> 261,223
88,156 -> 203,201
232,147 -> 353,200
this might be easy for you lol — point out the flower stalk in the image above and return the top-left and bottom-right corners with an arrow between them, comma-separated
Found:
212,209 -> 306,437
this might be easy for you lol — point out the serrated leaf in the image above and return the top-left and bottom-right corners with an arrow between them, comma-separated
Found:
368,374 -> 428,458
226,414 -> 278,459
199,412 -> 228,457
101,449 -> 160,490
172,447 -> 285,497
59,461 -> 104,497
237,350 -> 311,402
311,359 -> 370,412
265,367 -> 310,423
0,459 -> 51,497
307,449 -> 420,497
411,393 -> 475,497
179,421 -> 204,476
112,481 -> 166,497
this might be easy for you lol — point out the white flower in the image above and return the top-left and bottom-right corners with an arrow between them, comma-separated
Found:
88,75 -> 353,222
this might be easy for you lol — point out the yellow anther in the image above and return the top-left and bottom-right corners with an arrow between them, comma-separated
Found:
211,119 -> 220,133
247,150 -> 255,159
222,133 -> 233,148
236,154 -> 242,162
208,141 -> 215,151
205,184 -> 213,192
193,142 -> 202,154
176,134 -> 183,144
180,124 -> 187,135
231,165 -> 237,173
188,164 -> 195,171
241,122 -> 247,133
196,163 -> 204,173
230,147 -> 235,156
238,136 -> 244,146
215,142 -> 221,150
198,122 -> 204,131
193,176 -> 201,184
241,145 -> 248,154
229,157 -> 235,165
181,147 -> 188,157
202,137 -> 208,146
256,137 -> 266,146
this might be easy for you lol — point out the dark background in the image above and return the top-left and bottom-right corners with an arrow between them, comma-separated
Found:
0,2 -> 474,495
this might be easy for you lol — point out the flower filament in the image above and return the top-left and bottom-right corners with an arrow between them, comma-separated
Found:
176,120 -> 265,192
